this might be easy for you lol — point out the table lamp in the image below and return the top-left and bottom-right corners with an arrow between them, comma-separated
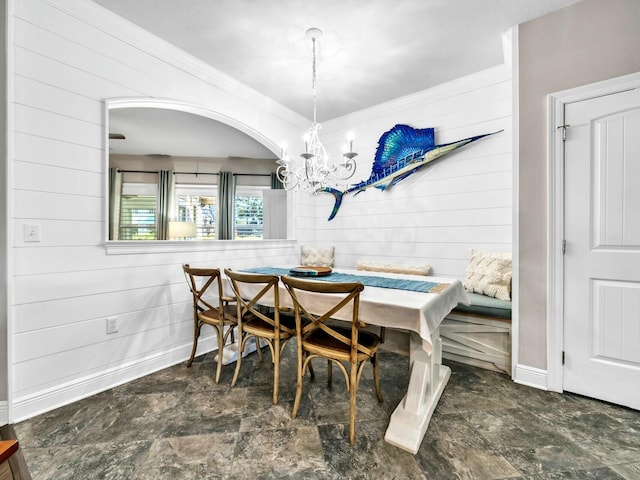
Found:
168,221 -> 196,240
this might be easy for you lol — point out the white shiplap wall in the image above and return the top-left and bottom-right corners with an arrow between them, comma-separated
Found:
9,0 -> 302,421
7,0 -> 512,422
299,66 -> 513,279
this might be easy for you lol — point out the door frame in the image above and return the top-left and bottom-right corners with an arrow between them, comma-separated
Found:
546,71 -> 640,392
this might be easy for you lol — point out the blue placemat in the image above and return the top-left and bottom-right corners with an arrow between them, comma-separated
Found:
241,267 -> 447,293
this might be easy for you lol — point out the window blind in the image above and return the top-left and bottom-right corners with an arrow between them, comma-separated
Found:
119,195 -> 157,240
235,187 -> 265,239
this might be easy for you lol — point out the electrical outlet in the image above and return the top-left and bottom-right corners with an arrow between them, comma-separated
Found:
106,316 -> 119,334
24,224 -> 41,242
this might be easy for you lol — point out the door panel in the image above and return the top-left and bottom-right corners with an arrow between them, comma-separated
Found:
592,280 -> 640,365
594,109 -> 640,247
563,88 -> 640,409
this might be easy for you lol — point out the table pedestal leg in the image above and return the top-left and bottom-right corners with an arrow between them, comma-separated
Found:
384,327 -> 450,454
215,336 -> 258,365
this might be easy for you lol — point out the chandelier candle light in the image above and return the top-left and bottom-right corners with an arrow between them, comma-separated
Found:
277,28 -> 358,192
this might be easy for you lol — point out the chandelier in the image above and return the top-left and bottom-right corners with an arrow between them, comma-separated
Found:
277,28 -> 357,192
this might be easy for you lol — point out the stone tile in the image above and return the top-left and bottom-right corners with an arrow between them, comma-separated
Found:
562,393 -> 635,412
21,440 -> 151,480
183,368 -> 235,394
437,371 -> 522,413
130,433 -> 238,480
375,381 -> 409,417
319,418 -> 427,480
208,357 -> 252,387
416,413 -> 521,480
512,466 -> 627,479
534,410 -> 640,464
229,426 -> 329,479
223,345 -> 297,390
159,388 -> 247,438
358,353 -> 406,386
14,390 -> 116,448
291,371 -> 388,428
72,392 -> 183,444
12,351 -> 640,480
593,403 -> 640,433
465,408 -> 575,449
239,387 -> 317,433
609,462 -> 640,479
501,444 -> 604,476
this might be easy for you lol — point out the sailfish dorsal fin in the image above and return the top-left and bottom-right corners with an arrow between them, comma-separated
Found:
370,124 -> 435,179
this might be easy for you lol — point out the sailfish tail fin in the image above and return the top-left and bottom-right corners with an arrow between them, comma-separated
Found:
318,187 -> 344,221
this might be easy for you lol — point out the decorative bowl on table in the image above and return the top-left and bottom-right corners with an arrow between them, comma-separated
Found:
289,266 -> 332,277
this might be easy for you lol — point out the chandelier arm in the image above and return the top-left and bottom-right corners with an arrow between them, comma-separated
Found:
333,157 -> 358,181
276,164 -> 299,189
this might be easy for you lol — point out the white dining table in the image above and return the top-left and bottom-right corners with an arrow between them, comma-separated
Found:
226,267 -> 469,454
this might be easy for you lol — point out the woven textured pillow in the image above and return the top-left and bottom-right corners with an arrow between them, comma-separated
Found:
300,245 -> 335,267
357,261 -> 431,276
464,250 -> 512,301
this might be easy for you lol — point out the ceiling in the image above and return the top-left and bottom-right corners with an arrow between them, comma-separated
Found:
98,0 -> 581,157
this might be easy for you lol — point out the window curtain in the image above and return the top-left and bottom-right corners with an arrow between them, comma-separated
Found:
157,170 -> 174,240
217,171 -> 236,240
108,168 -> 122,240
270,172 -> 284,189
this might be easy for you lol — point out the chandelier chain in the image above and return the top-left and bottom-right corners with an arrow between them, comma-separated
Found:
311,36 -> 318,123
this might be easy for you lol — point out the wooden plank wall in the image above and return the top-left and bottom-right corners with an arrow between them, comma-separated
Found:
8,0 -> 512,422
297,67 -> 513,279
9,0 -> 302,421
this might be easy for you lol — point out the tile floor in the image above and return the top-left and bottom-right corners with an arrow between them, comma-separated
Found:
13,342 -> 640,479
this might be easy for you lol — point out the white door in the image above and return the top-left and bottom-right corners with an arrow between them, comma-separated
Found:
563,87 -> 640,409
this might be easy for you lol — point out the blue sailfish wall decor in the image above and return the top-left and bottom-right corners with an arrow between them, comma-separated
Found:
319,124 -> 502,220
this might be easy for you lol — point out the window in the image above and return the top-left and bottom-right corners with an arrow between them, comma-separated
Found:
235,186 -> 266,240
112,180 -> 276,242
175,185 -> 217,240
119,183 -> 157,240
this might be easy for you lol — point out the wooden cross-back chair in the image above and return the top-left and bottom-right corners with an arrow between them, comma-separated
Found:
281,275 -> 384,445
182,264 -> 237,383
224,269 -> 296,405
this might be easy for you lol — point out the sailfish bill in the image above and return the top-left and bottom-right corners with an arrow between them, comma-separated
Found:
318,124 -> 502,221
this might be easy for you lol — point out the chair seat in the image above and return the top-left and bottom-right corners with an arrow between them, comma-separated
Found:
244,314 -> 296,339
199,305 -> 237,325
303,326 -> 380,362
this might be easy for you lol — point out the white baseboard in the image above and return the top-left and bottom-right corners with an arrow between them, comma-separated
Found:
513,363 -> 547,390
12,339 -> 217,423
0,401 -> 8,426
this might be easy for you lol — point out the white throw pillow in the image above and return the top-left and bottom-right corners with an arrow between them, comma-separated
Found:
300,245 -> 335,267
464,250 -> 512,301
357,261 -> 431,276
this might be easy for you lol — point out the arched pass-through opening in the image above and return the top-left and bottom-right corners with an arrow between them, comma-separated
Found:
104,98 -> 293,252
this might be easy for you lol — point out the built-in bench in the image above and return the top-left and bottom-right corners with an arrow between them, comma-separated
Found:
441,292 -> 512,375
353,257 -> 512,374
